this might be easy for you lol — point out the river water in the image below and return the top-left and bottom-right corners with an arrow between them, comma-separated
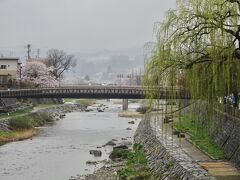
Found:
0,100 -> 141,180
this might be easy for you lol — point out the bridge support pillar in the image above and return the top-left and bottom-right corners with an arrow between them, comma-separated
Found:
122,99 -> 128,111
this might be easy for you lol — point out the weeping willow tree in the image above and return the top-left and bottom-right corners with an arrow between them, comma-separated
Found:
144,0 -> 240,105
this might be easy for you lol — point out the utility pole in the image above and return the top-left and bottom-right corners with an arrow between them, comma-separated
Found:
37,49 -> 40,58
117,74 -> 123,86
27,44 -> 31,60
19,65 -> 22,88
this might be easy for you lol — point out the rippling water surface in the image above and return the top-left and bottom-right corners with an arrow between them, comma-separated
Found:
0,100 -> 140,180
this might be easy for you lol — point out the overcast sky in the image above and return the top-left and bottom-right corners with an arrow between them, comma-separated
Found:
0,0 -> 175,54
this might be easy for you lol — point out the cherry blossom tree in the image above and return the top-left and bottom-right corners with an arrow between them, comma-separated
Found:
21,61 -> 58,87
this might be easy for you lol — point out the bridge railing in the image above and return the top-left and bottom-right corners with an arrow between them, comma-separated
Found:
0,86 -> 191,99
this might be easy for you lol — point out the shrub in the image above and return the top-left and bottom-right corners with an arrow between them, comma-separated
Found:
136,106 -> 148,114
117,144 -> 153,179
9,116 -> 34,130
40,113 -> 54,123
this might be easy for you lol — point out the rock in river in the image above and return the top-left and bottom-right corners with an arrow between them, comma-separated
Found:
89,150 -> 102,157
59,114 -> 66,119
128,121 -> 135,124
118,141 -> 133,148
105,140 -> 116,146
86,161 -> 98,165
113,145 -> 128,151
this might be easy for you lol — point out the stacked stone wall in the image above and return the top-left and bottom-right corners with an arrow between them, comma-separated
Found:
134,114 -> 215,180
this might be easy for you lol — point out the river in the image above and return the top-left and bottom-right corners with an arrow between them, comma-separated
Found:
0,100 -> 141,180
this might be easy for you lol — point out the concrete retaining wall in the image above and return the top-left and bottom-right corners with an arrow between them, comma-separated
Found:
134,114 -> 215,180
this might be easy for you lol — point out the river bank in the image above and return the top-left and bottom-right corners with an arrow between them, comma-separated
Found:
80,110 -> 218,180
0,100 -> 141,180
77,144 -> 153,180
0,103 -> 86,145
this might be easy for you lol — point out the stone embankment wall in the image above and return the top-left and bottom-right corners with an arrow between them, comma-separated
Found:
0,98 -> 20,112
181,100 -> 240,167
33,103 -> 85,118
28,98 -> 63,105
0,104 -> 86,131
134,114 -> 215,180
0,98 -> 64,113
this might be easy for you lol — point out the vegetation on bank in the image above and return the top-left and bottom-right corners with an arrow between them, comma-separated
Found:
117,144 -> 156,180
118,111 -> 143,118
173,115 -> 227,160
136,106 -> 148,114
9,113 -> 54,130
34,104 -> 61,109
0,107 -> 33,119
75,99 -> 96,106
0,129 -> 37,145
0,110 -> 54,145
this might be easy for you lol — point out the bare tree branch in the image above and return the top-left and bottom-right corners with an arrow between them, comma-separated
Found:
44,49 -> 76,80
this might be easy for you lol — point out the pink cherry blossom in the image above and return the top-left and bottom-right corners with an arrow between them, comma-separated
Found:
21,61 -> 58,87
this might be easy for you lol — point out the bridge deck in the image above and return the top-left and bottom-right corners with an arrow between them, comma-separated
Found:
0,86 -> 190,99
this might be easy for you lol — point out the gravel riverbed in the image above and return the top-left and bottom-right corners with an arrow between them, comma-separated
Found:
71,160 -> 126,180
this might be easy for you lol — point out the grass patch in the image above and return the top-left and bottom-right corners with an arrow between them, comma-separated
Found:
0,129 -> 37,145
64,99 -> 74,103
0,104 -> 55,146
75,99 -> 96,106
9,116 -> 34,130
34,104 -> 60,108
0,131 -> 16,140
117,144 -> 156,180
0,107 -> 33,119
173,115 -> 227,160
8,112 -> 54,130
0,111 -> 53,145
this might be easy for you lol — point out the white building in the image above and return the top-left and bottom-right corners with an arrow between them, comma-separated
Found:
0,58 -> 20,88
